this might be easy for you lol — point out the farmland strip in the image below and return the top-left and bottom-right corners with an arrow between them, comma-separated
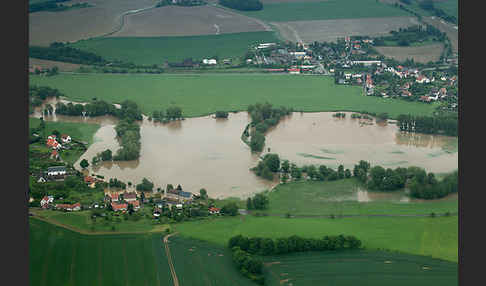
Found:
163,233 -> 180,286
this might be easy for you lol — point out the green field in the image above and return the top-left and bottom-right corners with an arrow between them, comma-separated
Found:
30,218 -> 173,286
30,218 -> 258,286
237,0 -> 409,22
435,0 -> 458,18
267,179 -> 458,215
264,250 -> 457,286
29,74 -> 437,118
29,117 -> 100,145
70,31 -> 279,65
174,215 -> 458,262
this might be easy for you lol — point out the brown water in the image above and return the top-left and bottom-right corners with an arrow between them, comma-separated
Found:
264,112 -> 458,174
32,101 -> 457,199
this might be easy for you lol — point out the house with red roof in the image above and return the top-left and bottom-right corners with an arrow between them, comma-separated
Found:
123,192 -> 138,202
55,202 -> 81,211
129,200 -> 140,211
60,134 -> 71,143
40,196 -> 54,209
110,193 -> 119,202
111,202 -> 128,212
208,207 -> 221,215
51,150 -> 59,160
288,68 -> 300,74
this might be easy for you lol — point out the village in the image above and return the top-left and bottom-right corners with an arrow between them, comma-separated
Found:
31,130 -> 223,221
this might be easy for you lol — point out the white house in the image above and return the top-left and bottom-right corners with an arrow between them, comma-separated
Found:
47,166 -> 66,176
416,75 -> 430,83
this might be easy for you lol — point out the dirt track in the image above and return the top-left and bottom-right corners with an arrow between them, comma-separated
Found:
163,233 -> 180,286
112,5 -> 269,37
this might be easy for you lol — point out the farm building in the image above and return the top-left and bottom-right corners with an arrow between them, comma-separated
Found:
47,166 -> 66,176
111,202 -> 128,212
55,202 -> 81,211
288,68 -> 300,74
208,207 -> 221,214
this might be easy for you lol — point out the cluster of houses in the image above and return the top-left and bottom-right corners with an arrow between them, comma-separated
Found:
105,191 -> 141,212
45,134 -> 72,160
40,195 -> 81,211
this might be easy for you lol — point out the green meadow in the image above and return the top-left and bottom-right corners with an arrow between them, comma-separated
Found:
174,215 -> 458,262
238,0 -> 409,22
29,117 -> 100,145
264,250 -> 457,286
29,219 -> 256,286
435,0 -> 458,19
70,31 -> 279,65
266,179 -> 458,216
29,74 -> 437,118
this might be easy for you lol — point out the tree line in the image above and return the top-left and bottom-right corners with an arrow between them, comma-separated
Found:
29,85 -> 62,111
219,0 -> 263,11
397,114 -> 457,136
29,44 -> 106,65
150,106 -> 183,122
247,103 -> 293,152
373,24 -> 446,47
229,234 -> 362,284
251,153 -> 458,199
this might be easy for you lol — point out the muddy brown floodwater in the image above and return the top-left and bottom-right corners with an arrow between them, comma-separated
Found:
263,112 -> 457,174
33,102 -> 457,199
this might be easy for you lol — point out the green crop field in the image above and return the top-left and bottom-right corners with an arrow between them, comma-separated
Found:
29,218 -> 173,286
168,236 -> 257,286
29,117 -> 100,145
29,74 -> 437,119
267,179 -> 458,216
264,250 -> 457,286
435,0 -> 458,18
30,219 -> 259,286
237,0 -> 409,22
70,31 -> 279,65
174,215 -> 458,262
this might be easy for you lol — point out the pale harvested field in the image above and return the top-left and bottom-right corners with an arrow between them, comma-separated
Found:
29,58 -> 81,72
374,43 -> 444,63
29,0 -> 156,46
422,16 -> 458,53
261,0 -> 329,3
272,16 -> 420,43
111,5 -> 267,37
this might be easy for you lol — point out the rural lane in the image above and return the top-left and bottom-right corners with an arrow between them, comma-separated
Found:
101,4 -> 159,37
163,232 -> 180,286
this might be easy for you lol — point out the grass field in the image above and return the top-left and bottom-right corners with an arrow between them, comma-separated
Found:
264,250 -> 457,286
71,31 -> 279,64
29,218 -> 173,286
30,218 -> 257,286
174,215 -> 458,262
29,74 -> 437,119
267,179 -> 458,216
374,43 -> 444,63
238,0 -> 409,22
435,0 -> 458,19
29,117 -> 100,145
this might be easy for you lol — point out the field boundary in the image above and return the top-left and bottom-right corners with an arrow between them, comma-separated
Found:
163,232 -> 180,286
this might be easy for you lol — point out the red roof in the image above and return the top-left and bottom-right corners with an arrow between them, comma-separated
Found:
288,68 -> 300,72
52,150 -> 58,157
84,176 -> 95,183
129,200 -> 140,208
124,192 -> 137,200
208,207 -> 221,212
110,193 -> 119,200
111,202 -> 127,211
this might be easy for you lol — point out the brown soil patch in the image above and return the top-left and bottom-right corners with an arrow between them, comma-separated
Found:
272,17 -> 419,43
111,6 -> 267,37
265,261 -> 281,266
280,278 -> 290,285
29,0 -> 155,46
374,43 -> 444,63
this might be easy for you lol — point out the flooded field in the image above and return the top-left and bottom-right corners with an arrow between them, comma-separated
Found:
264,112 -> 458,174
32,102 -> 457,199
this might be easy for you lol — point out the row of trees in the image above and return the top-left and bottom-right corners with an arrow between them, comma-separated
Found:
373,24 -> 446,47
215,111 -> 229,118
246,193 -> 269,210
29,0 -> 70,13
29,85 -> 62,111
229,234 -> 362,284
219,0 -> 263,11
29,44 -> 106,65
229,234 -> 362,256
397,114 -> 457,136
151,106 -> 183,122
247,103 -> 293,152
55,99 -> 143,121
409,169 -> 458,199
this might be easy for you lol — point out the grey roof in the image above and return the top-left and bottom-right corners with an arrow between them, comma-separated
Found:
47,166 -> 66,172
